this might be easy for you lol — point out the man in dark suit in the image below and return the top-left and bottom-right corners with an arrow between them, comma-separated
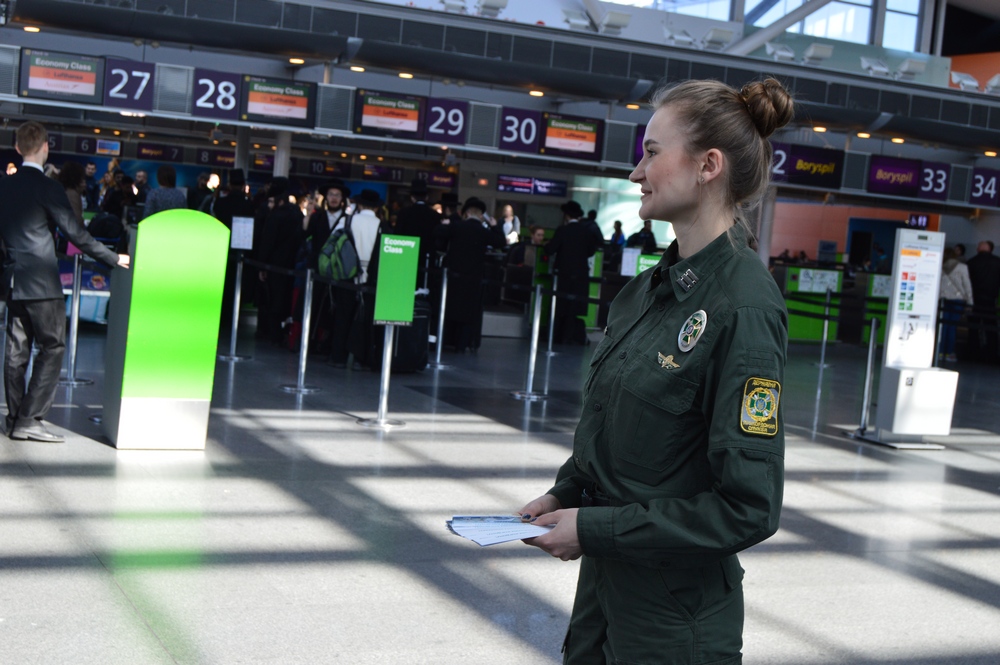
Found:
0,122 -> 128,442
435,197 -> 504,351
396,178 -> 440,289
545,200 -> 600,345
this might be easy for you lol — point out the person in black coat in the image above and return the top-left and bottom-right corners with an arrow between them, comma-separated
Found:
396,178 -> 441,289
435,197 -> 504,351
545,200 -> 600,345
0,122 -> 129,442
209,169 -> 257,332
257,177 -> 304,345
967,240 -> 1000,361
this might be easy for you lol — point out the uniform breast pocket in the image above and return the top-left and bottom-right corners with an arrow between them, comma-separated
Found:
612,360 -> 700,473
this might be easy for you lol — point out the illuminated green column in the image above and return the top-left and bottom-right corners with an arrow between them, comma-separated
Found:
102,211 -> 230,450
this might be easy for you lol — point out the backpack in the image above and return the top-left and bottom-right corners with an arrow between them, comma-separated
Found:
317,215 -> 359,281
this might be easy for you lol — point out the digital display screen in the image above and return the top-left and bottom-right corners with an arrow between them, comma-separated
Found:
496,174 -> 568,196
19,49 -> 103,104
355,90 -> 425,140
540,113 -> 603,161
95,139 -> 121,156
497,174 -> 533,194
240,76 -> 315,127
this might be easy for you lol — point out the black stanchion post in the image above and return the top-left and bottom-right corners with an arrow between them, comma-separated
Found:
429,267 -> 449,370
545,274 -> 558,356
934,297 -> 943,368
59,253 -> 93,387
218,252 -> 251,362
358,324 -> 405,429
281,268 -> 320,394
511,283 -> 548,401
815,288 -> 833,369
857,317 -> 879,434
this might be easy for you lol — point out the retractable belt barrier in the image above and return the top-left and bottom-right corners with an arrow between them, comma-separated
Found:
56,252 -> 112,387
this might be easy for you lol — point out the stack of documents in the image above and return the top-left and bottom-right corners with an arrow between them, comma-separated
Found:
447,515 -> 554,546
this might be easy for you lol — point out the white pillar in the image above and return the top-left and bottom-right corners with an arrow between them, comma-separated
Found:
274,130 -> 292,178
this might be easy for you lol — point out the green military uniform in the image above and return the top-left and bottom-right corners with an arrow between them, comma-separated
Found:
547,225 -> 787,665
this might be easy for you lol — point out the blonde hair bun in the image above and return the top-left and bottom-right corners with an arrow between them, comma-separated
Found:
741,78 -> 794,139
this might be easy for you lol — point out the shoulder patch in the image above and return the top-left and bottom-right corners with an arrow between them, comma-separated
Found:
740,377 -> 780,437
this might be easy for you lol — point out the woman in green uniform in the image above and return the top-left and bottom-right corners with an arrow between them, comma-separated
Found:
519,78 -> 794,664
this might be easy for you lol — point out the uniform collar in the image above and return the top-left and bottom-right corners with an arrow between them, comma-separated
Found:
647,225 -> 746,301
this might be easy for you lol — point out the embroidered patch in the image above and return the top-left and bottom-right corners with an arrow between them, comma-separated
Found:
678,310 -> 707,352
740,377 -> 780,437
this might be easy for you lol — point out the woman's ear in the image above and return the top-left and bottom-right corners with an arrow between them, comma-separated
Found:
700,148 -> 726,184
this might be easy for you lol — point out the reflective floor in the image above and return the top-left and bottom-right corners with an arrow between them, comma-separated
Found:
2,325 -> 1000,664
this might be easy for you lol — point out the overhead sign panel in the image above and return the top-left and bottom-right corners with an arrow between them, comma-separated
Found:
425,98 -> 468,145
240,76 -> 315,127
20,49 -> 103,104
192,69 -> 242,121
540,113 -> 603,161
104,58 -> 155,111
355,90 -> 424,140
868,155 -> 921,198
771,142 -> 845,190
499,107 -> 541,154
969,167 -> 1000,208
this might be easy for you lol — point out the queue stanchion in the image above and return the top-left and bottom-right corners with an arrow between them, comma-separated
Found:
358,324 -> 405,429
814,288 -> 833,369
428,267 -> 450,370
856,317 -> 879,435
59,253 -> 93,387
281,268 -> 320,395
545,274 -> 559,357
511,283 -> 548,401
218,252 -> 251,362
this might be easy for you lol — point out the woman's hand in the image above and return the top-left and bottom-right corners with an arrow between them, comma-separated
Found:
523,509 -> 582,561
517,494 -> 561,522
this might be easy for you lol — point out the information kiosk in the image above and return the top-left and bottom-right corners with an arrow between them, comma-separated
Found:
102,210 -> 229,449
872,229 -> 957,448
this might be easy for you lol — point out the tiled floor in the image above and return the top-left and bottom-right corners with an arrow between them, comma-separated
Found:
2,327 -> 1000,664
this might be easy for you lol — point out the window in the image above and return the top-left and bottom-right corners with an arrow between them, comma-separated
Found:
746,0 -> 873,45
605,0 -> 731,21
883,0 -> 921,53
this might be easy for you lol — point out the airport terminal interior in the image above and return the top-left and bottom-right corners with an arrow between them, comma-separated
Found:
2,0 -> 1000,662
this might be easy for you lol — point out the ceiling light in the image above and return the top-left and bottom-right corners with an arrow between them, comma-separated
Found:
529,90 -> 544,97
23,26 -> 40,33
398,72 -> 414,79
360,155 -> 367,160
986,151 -> 998,157
891,137 -> 905,144
271,146 -> 276,150
213,140 -> 219,145
626,104 -> 640,110
324,151 -> 330,156
350,66 -> 365,73
857,132 -> 871,139
138,133 -> 145,138
254,144 -> 260,149
113,130 -> 121,136
340,152 -> 347,158
93,128 -> 101,134
230,141 -> 237,147
377,156 -> 384,161
813,126 -> 827,133
289,58 -> 305,65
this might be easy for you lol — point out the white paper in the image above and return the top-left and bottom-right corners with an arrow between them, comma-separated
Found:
231,216 -> 254,250
447,515 -> 553,547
